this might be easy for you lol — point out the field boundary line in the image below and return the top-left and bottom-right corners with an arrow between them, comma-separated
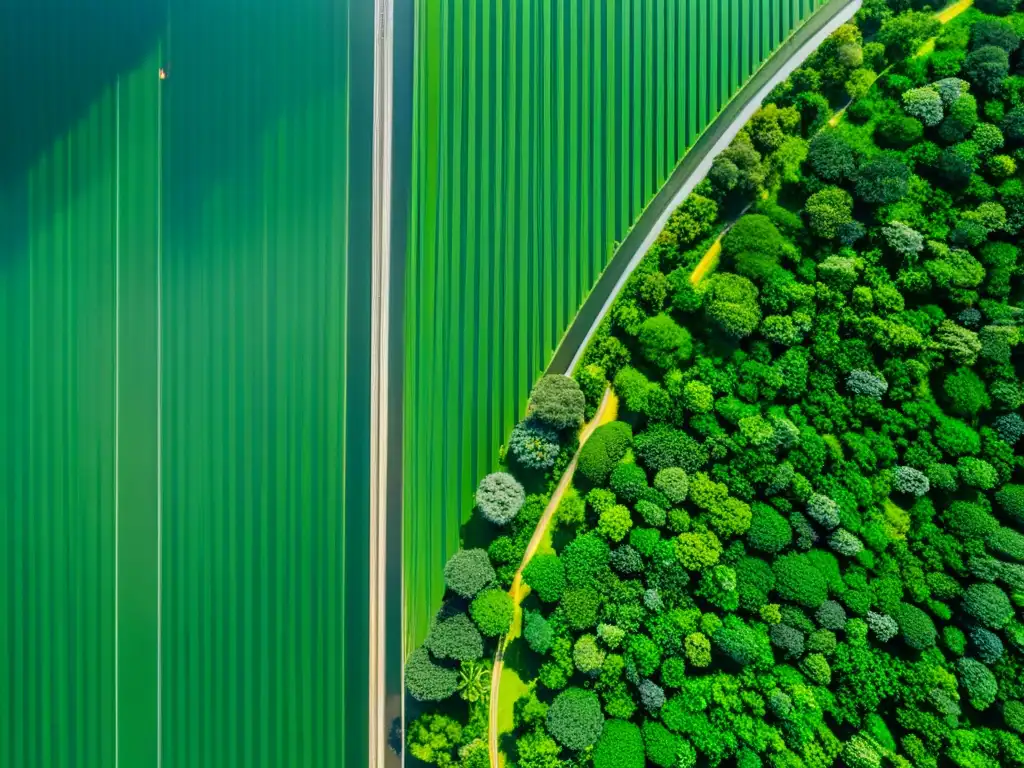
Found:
546,0 -> 862,377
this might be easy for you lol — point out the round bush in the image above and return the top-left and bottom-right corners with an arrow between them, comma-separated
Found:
425,611 -> 484,661
508,419 -> 562,471
815,600 -> 848,631
773,553 -> 828,609
443,548 -> 496,598
715,615 -> 773,669
958,657 -> 998,710
634,424 -> 708,473
894,603 -> 937,650
1004,700 -> 1024,734
996,484 -> 1024,524
866,611 -> 899,643
989,526 -> 1024,562
528,374 -> 586,430
522,553 -> 566,603
893,466 -> 930,497
593,720 -> 644,768
635,500 -> 666,528
806,493 -> 841,529
643,720 -> 683,768
747,503 -> 793,554
769,623 -> 805,659
639,314 -> 693,370
405,647 -> 458,702
610,463 -> 648,504
476,472 -> 525,526
546,688 -> 604,751
943,501 -> 999,540
971,626 -> 1005,664
469,589 -> 514,637
654,467 -> 689,505
563,533 -> 611,586
963,583 -> 1013,629
577,421 -> 633,485
561,586 -> 602,630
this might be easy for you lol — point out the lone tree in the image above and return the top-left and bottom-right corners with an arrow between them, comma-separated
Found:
527,374 -> 586,431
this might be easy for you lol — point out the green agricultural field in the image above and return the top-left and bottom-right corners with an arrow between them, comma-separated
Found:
404,0 -> 836,648
0,1 -> 374,765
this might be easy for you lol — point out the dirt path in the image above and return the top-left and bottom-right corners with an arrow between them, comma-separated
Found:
487,386 -> 616,768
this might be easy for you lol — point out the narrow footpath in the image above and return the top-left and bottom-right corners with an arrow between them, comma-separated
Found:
487,386 -> 616,768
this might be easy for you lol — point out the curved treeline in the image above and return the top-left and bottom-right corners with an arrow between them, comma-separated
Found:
405,1 -> 1024,767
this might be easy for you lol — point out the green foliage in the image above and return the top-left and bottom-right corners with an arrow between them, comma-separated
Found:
425,611 -> 484,661
643,720 -> 683,768
443,548 -> 496,598
666,194 -> 718,248
578,421 -> 633,486
546,688 -> 604,751
561,586 -> 602,630
634,424 -> 708,473
964,583 -> 1014,629
597,503 -> 633,543
470,589 -> 514,637
705,272 -> 762,337
639,313 -> 693,370
405,647 -> 458,702
654,467 -> 689,505
957,657 -> 998,710
996,485 -> 1024,524
407,712 -> 463,765
714,615 -> 773,668
903,86 -> 945,127
509,419 -> 563,471
773,553 -> 828,608
476,472 -> 525,526
893,602 -> 937,650
593,720 -> 645,768
855,154 -> 910,204
805,186 -> 854,238
675,528 -> 723,571
609,463 -> 648,504
524,609 -> 553,654
523,554 -> 565,603
747,502 -> 793,554
682,380 -> 715,414
964,45 -> 1010,95
528,374 -> 586,431
563,532 -> 611,586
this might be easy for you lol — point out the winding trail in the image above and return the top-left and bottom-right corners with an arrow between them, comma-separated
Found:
487,387 -> 617,768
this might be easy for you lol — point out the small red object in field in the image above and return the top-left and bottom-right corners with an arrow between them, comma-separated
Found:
159,68 -> 167,80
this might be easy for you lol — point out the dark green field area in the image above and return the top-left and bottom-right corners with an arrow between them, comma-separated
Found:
404,0 -> 835,649
0,2 -> 373,765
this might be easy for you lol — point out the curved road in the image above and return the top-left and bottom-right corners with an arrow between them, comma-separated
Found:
545,0 -> 862,377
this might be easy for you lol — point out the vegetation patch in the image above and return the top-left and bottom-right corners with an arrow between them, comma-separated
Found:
406,4 -> 1024,767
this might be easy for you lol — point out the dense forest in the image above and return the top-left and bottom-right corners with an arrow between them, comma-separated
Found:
405,1 -> 1024,766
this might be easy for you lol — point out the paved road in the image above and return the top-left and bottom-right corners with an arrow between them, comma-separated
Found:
545,0 -> 863,377
369,0 -> 394,765
488,387 -> 615,768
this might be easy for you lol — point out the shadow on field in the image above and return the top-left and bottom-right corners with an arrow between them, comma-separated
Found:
0,0 -> 166,181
